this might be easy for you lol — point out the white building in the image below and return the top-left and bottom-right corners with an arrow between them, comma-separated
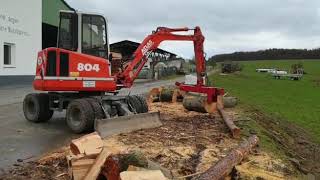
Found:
0,0 -> 73,83
0,0 -> 42,76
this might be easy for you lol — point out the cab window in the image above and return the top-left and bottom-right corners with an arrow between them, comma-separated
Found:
82,15 -> 107,58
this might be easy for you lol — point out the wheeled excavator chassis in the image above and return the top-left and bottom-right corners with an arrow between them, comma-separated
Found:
23,92 -> 161,134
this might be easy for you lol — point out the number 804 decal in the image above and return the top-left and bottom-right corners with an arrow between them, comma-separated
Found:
77,63 -> 100,72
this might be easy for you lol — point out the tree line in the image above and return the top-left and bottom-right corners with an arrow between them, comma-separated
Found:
208,48 -> 320,62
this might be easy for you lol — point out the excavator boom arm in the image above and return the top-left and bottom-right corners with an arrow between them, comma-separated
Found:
118,26 -> 206,87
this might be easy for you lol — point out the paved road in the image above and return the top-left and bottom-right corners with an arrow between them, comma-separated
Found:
0,77 -> 184,170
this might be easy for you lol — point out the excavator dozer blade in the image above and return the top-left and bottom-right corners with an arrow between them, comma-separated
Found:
95,112 -> 162,138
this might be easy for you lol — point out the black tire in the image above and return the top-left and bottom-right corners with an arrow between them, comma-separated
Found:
66,99 -> 95,133
84,98 -> 105,119
128,95 -> 142,113
23,93 -> 53,123
135,95 -> 148,113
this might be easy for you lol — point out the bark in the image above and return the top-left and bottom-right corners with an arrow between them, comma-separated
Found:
83,147 -> 120,180
101,155 -> 121,180
217,105 -> 241,138
223,96 -> 238,108
159,87 -> 175,102
193,135 -> 259,180
182,93 -> 217,113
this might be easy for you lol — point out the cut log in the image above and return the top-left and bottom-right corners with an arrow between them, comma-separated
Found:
159,87 -> 174,102
182,93 -> 217,113
148,87 -> 162,103
70,132 -> 103,156
193,135 -> 259,180
83,147 -> 120,180
217,104 -> 240,138
223,96 -> 238,108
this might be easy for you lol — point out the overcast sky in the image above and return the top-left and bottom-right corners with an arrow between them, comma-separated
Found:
66,0 -> 320,58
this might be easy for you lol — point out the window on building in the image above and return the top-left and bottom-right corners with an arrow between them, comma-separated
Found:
4,43 -> 15,66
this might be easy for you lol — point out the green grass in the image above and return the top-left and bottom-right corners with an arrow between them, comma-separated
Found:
209,60 -> 320,143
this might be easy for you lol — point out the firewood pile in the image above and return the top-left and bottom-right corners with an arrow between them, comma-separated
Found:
67,131 -> 259,180
67,132 -> 171,180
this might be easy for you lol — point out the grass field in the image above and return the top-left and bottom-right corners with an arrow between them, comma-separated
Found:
209,60 -> 320,143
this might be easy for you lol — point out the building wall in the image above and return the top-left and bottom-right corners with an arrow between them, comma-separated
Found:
0,0 -> 42,76
42,0 -> 72,27
42,0 -> 73,49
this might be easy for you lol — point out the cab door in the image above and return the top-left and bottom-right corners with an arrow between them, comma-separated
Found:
57,12 -> 78,51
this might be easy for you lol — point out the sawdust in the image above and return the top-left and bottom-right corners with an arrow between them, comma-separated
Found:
0,102 -> 296,179
112,102 -> 295,179
235,152 -> 293,180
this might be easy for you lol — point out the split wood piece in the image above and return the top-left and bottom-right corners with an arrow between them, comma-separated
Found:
83,147 -> 120,180
70,132 -> 103,156
217,104 -> 240,138
148,87 -> 163,103
120,170 -> 167,180
182,93 -> 217,113
72,158 -> 96,180
193,135 -> 259,180
125,161 -> 173,179
67,154 -> 88,178
67,154 -> 100,179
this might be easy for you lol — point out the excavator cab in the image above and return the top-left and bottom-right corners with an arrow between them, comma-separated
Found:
58,11 -> 109,58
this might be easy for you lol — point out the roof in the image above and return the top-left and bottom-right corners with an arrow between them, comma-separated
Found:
42,0 -> 75,26
110,40 -> 177,58
61,0 -> 75,11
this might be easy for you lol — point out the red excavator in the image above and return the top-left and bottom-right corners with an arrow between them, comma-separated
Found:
23,11 -> 224,134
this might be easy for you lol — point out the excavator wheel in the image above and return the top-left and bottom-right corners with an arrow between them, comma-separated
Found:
84,98 -> 105,119
23,93 -> 53,123
128,95 -> 142,113
135,95 -> 149,113
66,99 -> 95,133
